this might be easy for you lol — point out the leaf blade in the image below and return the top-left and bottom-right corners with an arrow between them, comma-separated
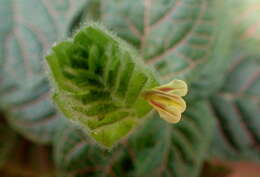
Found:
53,101 -> 215,177
46,24 -> 159,147
209,51 -> 260,161
0,0 -> 89,144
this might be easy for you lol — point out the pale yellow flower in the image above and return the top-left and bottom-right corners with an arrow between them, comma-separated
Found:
143,80 -> 188,123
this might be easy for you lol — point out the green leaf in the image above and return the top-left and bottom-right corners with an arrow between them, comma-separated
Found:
0,123 -> 17,168
100,0 -> 232,99
46,24 -> 159,147
229,0 -> 260,54
0,0 -> 89,144
53,101 -> 214,177
209,49 -> 260,161
187,4 -> 233,100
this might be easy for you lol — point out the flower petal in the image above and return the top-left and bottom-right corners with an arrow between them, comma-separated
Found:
158,106 -> 182,123
146,90 -> 186,113
156,80 -> 188,96
149,100 -> 182,123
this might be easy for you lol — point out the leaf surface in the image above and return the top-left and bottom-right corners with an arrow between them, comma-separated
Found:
210,49 -> 260,161
0,0 -> 88,144
53,101 -> 214,177
101,0 -> 232,100
46,24 -> 159,147
229,0 -> 260,54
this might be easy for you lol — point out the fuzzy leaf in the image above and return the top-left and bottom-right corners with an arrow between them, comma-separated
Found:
210,49 -> 260,161
53,101 -> 214,177
46,24 -> 159,147
0,0 -> 89,144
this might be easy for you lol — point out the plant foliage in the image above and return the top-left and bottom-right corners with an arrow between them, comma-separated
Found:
0,0 -> 259,176
53,101 -> 214,177
210,47 -> 260,161
0,0 -> 88,144
46,24 -> 159,147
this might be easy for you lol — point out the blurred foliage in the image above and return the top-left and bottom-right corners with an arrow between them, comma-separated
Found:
209,47 -> 260,161
53,101 -> 214,177
0,0 -> 259,177
230,0 -> 260,54
0,0 -> 88,144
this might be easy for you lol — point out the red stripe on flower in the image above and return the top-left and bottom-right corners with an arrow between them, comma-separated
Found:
158,87 -> 174,92
150,100 -> 166,110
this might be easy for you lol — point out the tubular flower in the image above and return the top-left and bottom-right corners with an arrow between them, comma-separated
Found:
143,80 -> 188,123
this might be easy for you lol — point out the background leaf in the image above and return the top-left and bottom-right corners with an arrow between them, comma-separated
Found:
100,0 -> 232,100
229,0 -> 260,55
209,48 -> 260,161
0,0 -> 89,144
53,101 -> 215,177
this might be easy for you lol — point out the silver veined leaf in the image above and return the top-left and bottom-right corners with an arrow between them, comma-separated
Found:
0,0 -> 89,144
